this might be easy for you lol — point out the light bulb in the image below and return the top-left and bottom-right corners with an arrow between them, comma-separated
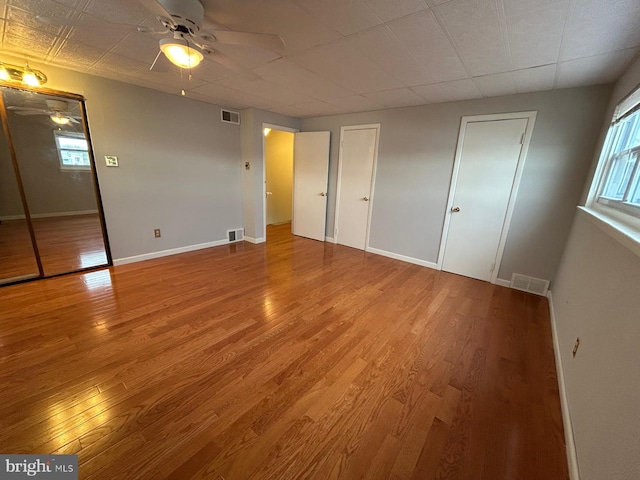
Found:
51,114 -> 70,125
0,64 -> 9,81
22,64 -> 40,87
264,128 -> 271,136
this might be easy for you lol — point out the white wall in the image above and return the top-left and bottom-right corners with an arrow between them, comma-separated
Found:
551,56 -> 640,480
3,57 -> 244,261
302,85 -> 611,283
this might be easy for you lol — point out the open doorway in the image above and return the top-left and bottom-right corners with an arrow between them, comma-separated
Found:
263,126 -> 294,240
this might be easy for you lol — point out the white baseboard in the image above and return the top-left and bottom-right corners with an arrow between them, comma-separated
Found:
113,239 -> 229,266
0,210 -> 98,221
325,236 -> 335,243
244,236 -> 265,244
495,278 -> 511,287
547,290 -> 580,480
0,214 -> 26,221
365,246 -> 438,270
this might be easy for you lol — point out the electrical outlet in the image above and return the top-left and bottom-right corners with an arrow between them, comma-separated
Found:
572,337 -> 580,357
154,229 -> 161,238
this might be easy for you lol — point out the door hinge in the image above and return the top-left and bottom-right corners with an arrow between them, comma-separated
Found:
490,263 -> 496,272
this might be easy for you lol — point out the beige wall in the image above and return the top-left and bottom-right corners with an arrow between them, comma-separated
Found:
551,56 -> 640,480
265,130 -> 293,225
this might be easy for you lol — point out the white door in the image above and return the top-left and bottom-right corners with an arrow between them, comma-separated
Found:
441,115 -> 534,282
292,131 -> 330,241
335,126 -> 379,250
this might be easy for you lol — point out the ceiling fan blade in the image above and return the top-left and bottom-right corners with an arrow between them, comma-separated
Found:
206,51 -> 260,81
6,106 -> 46,112
69,117 -> 81,125
15,111 -> 49,116
137,0 -> 176,26
202,30 -> 285,52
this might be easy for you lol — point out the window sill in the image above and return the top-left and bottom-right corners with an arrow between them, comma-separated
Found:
577,206 -> 640,258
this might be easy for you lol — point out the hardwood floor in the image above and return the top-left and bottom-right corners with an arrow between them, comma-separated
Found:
0,214 -> 108,282
0,224 -> 568,479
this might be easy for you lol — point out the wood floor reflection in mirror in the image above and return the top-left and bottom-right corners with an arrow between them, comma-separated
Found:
0,224 -> 569,480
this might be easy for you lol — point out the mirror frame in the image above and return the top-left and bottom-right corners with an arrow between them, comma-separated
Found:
0,82 -> 112,286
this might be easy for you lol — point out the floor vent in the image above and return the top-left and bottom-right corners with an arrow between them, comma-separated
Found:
221,109 -> 240,125
510,273 -> 549,296
227,228 -> 244,242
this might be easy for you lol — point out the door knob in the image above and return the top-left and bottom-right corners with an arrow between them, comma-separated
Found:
363,196 -> 369,201
320,192 -> 326,196
451,206 -> 460,212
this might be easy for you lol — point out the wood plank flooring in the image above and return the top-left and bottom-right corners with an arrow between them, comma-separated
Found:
0,223 -> 568,479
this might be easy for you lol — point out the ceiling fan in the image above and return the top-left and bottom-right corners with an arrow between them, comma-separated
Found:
37,0 -> 285,80
7,99 -> 81,125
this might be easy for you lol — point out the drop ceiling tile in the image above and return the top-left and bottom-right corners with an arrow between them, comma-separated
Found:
216,77 -> 316,106
84,0 -> 150,25
362,88 -> 426,108
325,94 -> 383,112
472,72 -> 516,97
208,43 -> 281,69
387,10 -> 468,83
193,58 -> 236,82
254,58 -> 353,100
556,48 -> 639,88
67,15 -> 129,50
365,0 -> 429,22
281,100 -> 344,117
561,0 -> 640,61
291,39 -> 401,94
53,40 -> 108,67
295,0 -> 382,36
411,79 -> 481,103
506,3 -> 567,69
436,0 -> 512,76
512,64 -> 556,93
90,52 -> 149,76
3,26 -> 56,56
8,0 -> 71,18
347,25 -> 435,86
503,0 -> 569,17
7,5 -> 64,36
110,33 -> 160,63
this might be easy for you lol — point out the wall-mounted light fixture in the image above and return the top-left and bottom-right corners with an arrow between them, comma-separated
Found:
0,61 -> 47,87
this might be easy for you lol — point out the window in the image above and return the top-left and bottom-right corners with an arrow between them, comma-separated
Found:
54,131 -> 91,171
593,87 -> 640,219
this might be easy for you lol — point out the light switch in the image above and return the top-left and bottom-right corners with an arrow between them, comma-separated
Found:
105,156 -> 119,167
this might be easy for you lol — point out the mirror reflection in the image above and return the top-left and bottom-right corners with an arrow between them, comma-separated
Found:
1,87 -> 108,278
0,121 -> 39,284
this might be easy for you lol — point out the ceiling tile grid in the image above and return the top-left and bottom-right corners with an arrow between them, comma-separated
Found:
0,0 -> 637,117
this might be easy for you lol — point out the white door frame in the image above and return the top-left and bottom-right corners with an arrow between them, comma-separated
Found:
262,123 -> 299,241
334,124 -> 381,249
436,111 -> 537,284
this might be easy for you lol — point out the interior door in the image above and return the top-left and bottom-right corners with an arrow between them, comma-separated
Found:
292,131 -> 330,241
442,118 -> 528,281
335,127 -> 378,250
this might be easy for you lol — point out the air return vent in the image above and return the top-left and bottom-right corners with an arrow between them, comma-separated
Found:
227,228 -> 244,243
221,109 -> 240,125
510,273 -> 549,296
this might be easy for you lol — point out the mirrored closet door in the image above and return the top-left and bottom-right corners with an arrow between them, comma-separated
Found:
0,85 -> 110,285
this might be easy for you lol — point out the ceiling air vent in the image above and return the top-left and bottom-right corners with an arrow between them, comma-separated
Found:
221,109 -> 240,125
510,273 -> 549,296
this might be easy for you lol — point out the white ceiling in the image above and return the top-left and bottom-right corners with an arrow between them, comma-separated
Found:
0,0 -> 638,118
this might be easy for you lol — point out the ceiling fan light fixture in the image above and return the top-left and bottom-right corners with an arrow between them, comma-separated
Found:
50,114 -> 70,125
159,35 -> 203,69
